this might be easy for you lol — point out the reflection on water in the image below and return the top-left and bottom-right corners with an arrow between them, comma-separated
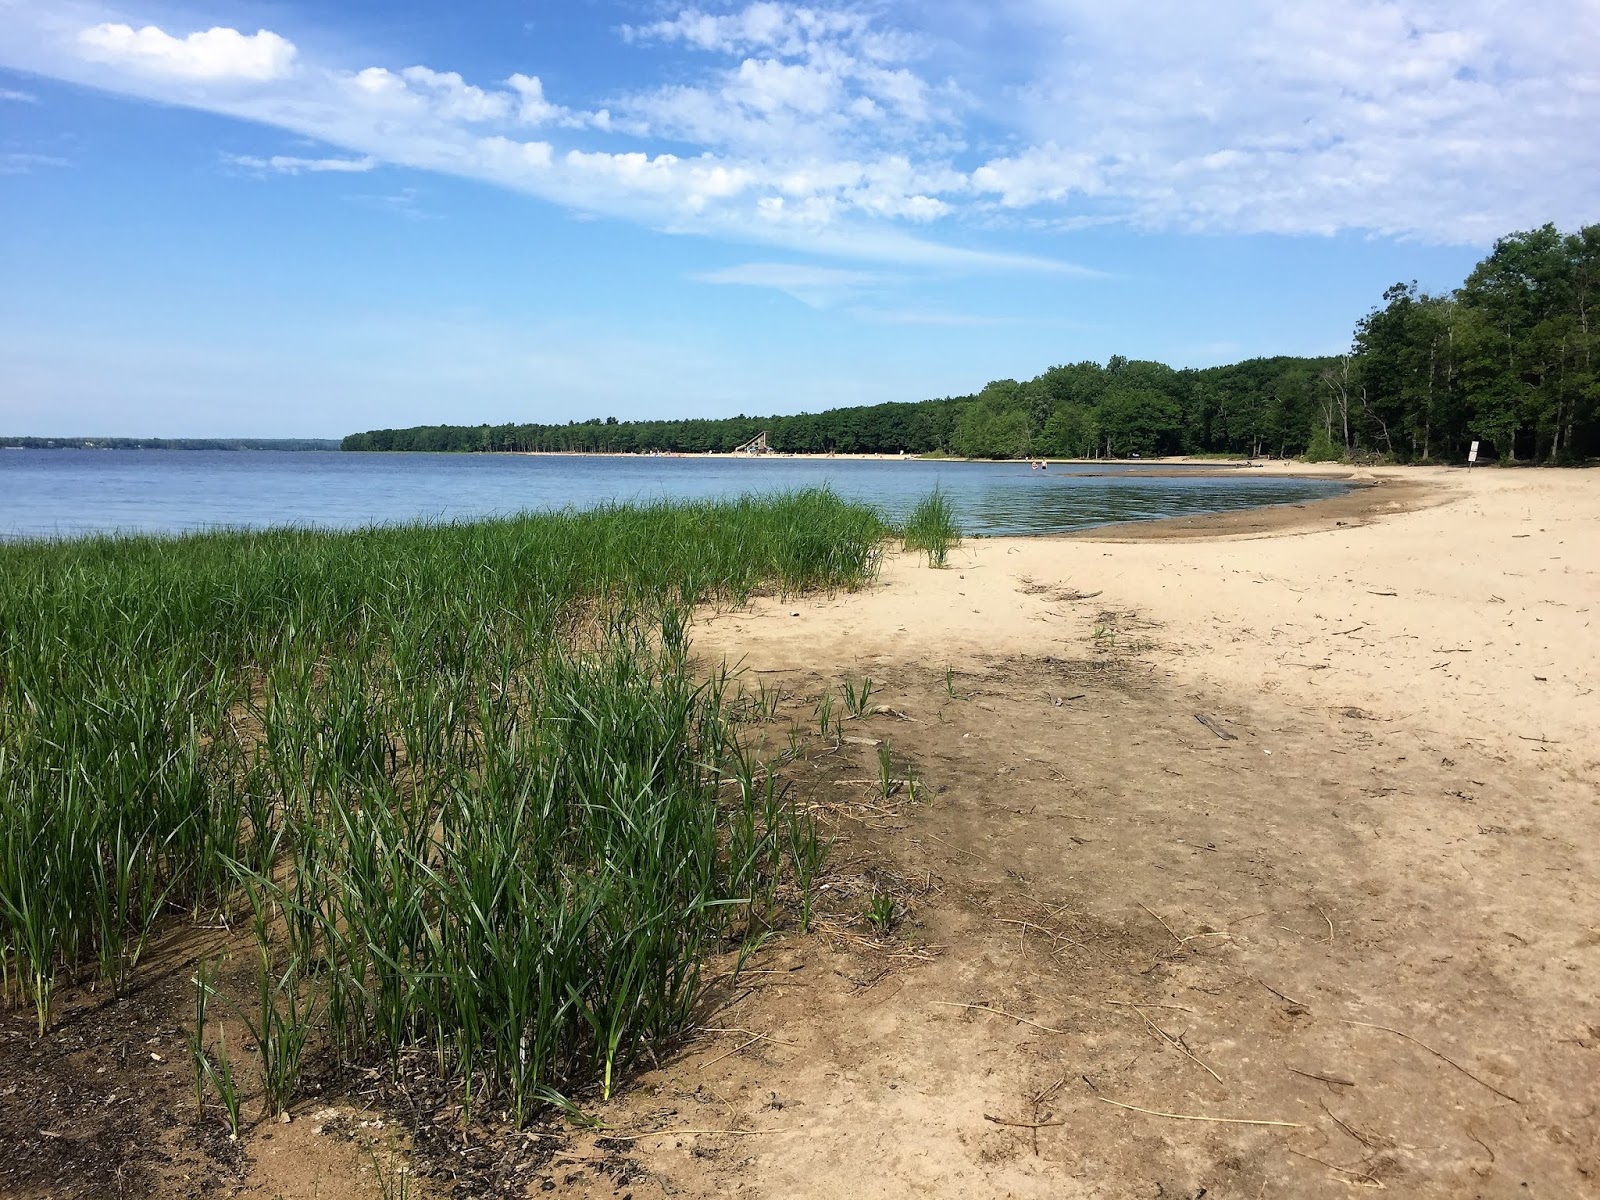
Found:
960,474 -> 1341,534
0,450 -> 1347,540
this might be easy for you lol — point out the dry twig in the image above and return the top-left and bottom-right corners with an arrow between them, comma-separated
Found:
983,1113 -> 1068,1129
930,1001 -> 1066,1035
1254,977 -> 1309,1009
601,1127 -> 783,1142
1138,902 -> 1188,949
1287,1066 -> 1354,1088
1090,1094 -> 1302,1128
1308,898 -> 1335,945
1321,1100 -> 1379,1149
1106,999 -> 1196,1014
1285,1147 -> 1384,1187
1082,1076 -> 1300,1127
1341,1019 -> 1521,1104
1124,1006 -> 1223,1084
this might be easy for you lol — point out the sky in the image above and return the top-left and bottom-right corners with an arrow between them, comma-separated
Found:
1,0 -> 1596,438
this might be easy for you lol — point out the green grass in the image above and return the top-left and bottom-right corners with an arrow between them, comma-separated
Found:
902,487 -> 961,567
0,489 -> 886,1122
841,675 -> 874,719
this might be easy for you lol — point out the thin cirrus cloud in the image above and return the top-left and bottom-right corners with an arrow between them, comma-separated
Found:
1,151 -> 71,174
224,153 -> 378,175
690,262 -> 890,307
0,0 -> 1594,268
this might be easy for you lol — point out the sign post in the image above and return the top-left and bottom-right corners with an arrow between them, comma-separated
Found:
1468,440 -> 1479,468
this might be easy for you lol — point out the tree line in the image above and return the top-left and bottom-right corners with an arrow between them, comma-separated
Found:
343,222 -> 1598,463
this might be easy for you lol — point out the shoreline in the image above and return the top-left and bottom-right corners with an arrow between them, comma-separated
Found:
1062,467 -> 1448,541
504,448 -> 1300,470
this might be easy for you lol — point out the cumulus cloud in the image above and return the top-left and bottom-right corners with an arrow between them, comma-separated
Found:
397,66 -> 511,122
77,23 -> 296,81
506,74 -> 611,130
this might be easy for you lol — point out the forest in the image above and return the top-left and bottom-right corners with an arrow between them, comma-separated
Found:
343,222 -> 1598,463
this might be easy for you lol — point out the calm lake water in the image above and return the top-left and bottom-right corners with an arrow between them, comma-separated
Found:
0,450 -> 1346,541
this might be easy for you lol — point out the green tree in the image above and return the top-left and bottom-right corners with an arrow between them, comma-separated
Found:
1097,387 -> 1181,457
951,381 -> 1033,458
1038,403 -> 1099,458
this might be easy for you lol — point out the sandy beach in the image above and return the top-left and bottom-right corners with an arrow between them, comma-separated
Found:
10,466 -> 1596,1199
537,464 -> 1597,1199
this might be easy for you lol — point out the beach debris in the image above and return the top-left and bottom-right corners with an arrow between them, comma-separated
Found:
1194,714 -> 1238,741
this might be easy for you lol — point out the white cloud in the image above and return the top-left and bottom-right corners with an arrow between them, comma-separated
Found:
0,151 -> 70,174
624,5 -> 883,58
1,0 -> 1584,261
507,73 -> 561,124
618,5 -> 953,162
562,148 -> 754,210
77,23 -> 296,82
969,0 -> 1600,239
1,6 -> 994,265
398,66 -> 510,122
225,153 -> 376,175
0,87 -> 38,102
507,74 -> 611,130
971,145 -> 1104,208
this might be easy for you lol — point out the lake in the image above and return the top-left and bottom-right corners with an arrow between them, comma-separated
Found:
0,450 -> 1347,540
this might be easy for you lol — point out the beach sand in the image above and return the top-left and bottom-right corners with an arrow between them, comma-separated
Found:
543,464 -> 1597,1199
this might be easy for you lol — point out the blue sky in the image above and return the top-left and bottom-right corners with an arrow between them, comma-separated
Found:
1,1 -> 1596,438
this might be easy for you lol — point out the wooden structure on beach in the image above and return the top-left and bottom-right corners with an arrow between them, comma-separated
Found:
733,431 -> 770,455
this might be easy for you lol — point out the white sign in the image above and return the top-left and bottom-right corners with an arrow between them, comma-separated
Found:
1469,440 -> 1480,463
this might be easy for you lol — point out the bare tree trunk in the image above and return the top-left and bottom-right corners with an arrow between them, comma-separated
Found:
1360,386 -> 1394,458
1320,357 -> 1356,452
1423,337 -> 1437,461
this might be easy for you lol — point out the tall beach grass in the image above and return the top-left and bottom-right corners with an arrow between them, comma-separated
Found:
0,489 -> 885,1120
902,486 -> 961,567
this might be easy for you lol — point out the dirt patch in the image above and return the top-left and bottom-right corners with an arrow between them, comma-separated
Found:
0,932 -> 249,1200
583,604 -> 1596,1197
